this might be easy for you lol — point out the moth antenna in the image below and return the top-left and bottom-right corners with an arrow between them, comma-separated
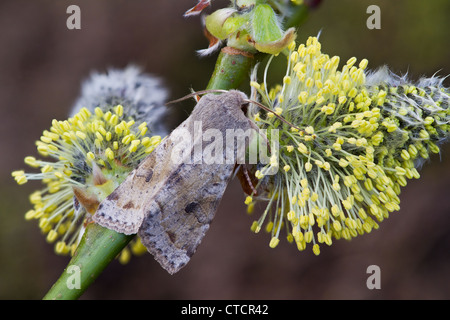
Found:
244,99 -> 304,133
167,89 -> 228,105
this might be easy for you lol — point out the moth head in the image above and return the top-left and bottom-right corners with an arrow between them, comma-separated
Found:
217,89 -> 249,113
167,89 -> 246,106
240,100 -> 250,114
167,89 -> 302,132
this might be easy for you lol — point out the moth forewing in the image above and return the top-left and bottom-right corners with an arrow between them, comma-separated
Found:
92,172 -> 145,235
93,135 -> 174,235
93,90 -> 256,274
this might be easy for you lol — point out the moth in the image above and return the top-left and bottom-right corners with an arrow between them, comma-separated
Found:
93,90 -> 258,274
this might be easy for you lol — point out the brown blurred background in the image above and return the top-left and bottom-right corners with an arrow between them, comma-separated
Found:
1,0 -> 449,299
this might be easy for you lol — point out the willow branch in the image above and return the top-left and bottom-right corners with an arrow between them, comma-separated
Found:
43,224 -> 133,300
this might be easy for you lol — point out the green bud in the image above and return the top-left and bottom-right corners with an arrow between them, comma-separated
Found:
250,4 -> 296,54
205,8 -> 237,40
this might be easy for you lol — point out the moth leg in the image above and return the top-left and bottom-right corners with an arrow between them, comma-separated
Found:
235,164 -> 258,196
83,216 -> 95,228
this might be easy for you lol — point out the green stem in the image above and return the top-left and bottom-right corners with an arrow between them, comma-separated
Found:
205,2 -> 315,91
206,47 -> 255,90
43,223 -> 133,300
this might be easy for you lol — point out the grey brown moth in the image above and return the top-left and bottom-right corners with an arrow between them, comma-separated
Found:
93,90 -> 257,274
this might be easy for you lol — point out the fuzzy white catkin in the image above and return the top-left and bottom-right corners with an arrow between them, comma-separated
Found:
70,65 -> 169,136
366,66 -> 450,168
366,65 -> 447,89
